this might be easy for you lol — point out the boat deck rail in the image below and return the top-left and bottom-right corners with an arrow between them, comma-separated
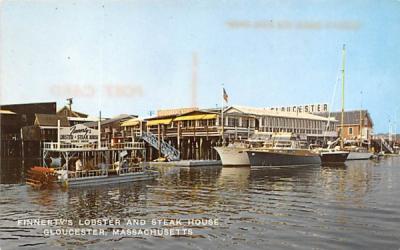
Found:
118,166 -> 145,175
43,141 -> 146,151
68,169 -> 108,179
66,165 -> 145,180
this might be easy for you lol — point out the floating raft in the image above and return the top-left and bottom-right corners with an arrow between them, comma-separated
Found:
141,160 -> 222,168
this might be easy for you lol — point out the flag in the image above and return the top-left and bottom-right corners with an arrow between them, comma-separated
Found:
223,88 -> 228,102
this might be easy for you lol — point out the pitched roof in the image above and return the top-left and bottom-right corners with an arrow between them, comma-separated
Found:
84,114 -> 136,127
157,107 -> 199,117
145,110 -> 216,121
57,106 -> 88,118
34,114 -> 70,127
316,110 -> 373,126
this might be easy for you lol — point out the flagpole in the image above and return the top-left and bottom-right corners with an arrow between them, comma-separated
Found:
221,85 -> 224,144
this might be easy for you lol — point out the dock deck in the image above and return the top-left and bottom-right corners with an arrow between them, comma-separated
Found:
141,160 -> 222,168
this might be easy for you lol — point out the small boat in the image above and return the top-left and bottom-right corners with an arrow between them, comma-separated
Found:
343,140 -> 373,160
346,147 -> 373,160
319,150 -> 349,164
246,136 -> 321,166
312,140 -> 349,164
247,148 -> 321,167
214,144 -> 250,166
316,44 -> 349,164
214,133 -> 269,166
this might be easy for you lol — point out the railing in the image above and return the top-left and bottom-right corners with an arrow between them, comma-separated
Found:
140,131 -> 180,161
123,130 -> 142,137
68,169 -> 108,179
381,138 -> 394,154
101,141 -> 145,149
43,141 -> 145,150
118,166 -> 144,175
43,142 -> 96,150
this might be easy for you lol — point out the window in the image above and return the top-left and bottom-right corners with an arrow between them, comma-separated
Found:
208,119 -> 216,126
242,118 -> 249,128
348,127 -> 353,135
228,117 -> 238,127
198,120 -> 207,127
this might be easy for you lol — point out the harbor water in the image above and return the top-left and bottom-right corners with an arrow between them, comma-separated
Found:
1,157 -> 400,249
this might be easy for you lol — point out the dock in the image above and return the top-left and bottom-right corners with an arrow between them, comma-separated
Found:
141,160 -> 222,168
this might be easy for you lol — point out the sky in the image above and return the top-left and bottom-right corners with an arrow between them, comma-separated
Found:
0,0 -> 399,133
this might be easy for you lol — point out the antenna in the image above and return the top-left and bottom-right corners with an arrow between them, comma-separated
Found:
66,97 -> 73,111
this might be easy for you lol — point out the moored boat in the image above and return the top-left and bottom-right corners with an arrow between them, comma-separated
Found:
26,123 -> 158,189
344,145 -> 373,160
214,133 -> 268,166
246,134 -> 320,167
247,148 -> 321,167
214,145 -> 250,166
319,150 -> 349,164
347,151 -> 373,160
317,44 -> 349,165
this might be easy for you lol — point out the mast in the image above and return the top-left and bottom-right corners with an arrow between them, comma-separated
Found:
340,44 -> 346,149
359,93 -> 362,147
221,86 -> 224,143
98,111 -> 101,149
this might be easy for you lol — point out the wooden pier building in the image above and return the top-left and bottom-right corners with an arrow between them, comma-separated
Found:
123,106 -> 337,161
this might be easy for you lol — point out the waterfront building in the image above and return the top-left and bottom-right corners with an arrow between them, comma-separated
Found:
0,102 -> 57,139
0,102 -> 57,158
120,118 -> 144,140
32,114 -> 70,141
85,114 -> 137,145
139,105 -> 336,160
316,110 -> 374,142
223,106 -> 337,143
0,109 -> 18,140
144,109 -> 222,160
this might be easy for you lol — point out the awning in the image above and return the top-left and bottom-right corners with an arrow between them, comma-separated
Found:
202,114 -> 217,119
146,118 -> 173,126
121,118 -> 141,127
174,114 -> 206,121
0,109 -> 16,115
174,114 -> 217,121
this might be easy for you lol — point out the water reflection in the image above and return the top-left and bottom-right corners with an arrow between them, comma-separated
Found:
1,157 -> 400,249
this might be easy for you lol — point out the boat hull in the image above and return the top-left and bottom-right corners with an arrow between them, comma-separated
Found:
214,147 -> 250,166
58,171 -> 159,187
320,151 -> 349,164
246,150 -> 321,167
347,152 -> 373,160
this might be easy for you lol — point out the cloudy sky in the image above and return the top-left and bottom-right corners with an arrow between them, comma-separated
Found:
1,0 -> 399,132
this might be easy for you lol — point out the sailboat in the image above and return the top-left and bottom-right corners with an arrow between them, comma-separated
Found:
319,44 -> 349,164
344,109 -> 373,160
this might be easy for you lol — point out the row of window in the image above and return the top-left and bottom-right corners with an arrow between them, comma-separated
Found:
259,127 -> 323,134
220,117 -> 254,128
146,116 -> 334,132
176,119 -> 216,128
261,117 -> 330,130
